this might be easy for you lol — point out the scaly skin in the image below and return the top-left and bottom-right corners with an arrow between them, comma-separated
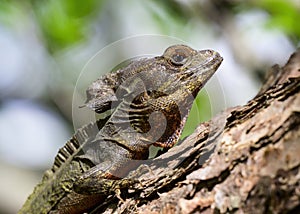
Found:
19,45 -> 223,214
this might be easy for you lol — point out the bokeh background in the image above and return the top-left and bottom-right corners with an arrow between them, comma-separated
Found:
0,0 -> 299,213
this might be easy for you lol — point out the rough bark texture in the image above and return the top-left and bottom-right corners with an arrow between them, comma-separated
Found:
93,50 -> 300,214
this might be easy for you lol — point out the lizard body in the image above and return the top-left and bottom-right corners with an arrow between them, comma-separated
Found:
19,45 -> 222,214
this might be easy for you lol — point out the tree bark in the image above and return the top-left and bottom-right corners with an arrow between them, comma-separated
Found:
94,50 -> 300,214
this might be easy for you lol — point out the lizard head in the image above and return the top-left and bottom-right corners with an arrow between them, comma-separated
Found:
160,44 -> 223,96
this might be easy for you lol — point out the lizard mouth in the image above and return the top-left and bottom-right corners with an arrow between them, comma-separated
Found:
195,50 -> 223,70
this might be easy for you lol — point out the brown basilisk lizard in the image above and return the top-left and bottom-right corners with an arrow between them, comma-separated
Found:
18,44 -> 222,214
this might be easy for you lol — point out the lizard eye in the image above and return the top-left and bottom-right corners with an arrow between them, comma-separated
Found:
170,53 -> 188,66
163,45 -> 194,66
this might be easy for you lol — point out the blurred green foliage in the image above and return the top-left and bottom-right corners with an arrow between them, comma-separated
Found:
150,0 -> 300,46
181,91 -> 211,139
30,0 -> 104,51
149,0 -> 189,31
232,0 -> 300,45
1,0 -> 299,52
0,1 -> 23,26
255,0 -> 300,44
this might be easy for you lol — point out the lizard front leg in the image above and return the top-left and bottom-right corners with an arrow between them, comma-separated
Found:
73,166 -> 137,196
